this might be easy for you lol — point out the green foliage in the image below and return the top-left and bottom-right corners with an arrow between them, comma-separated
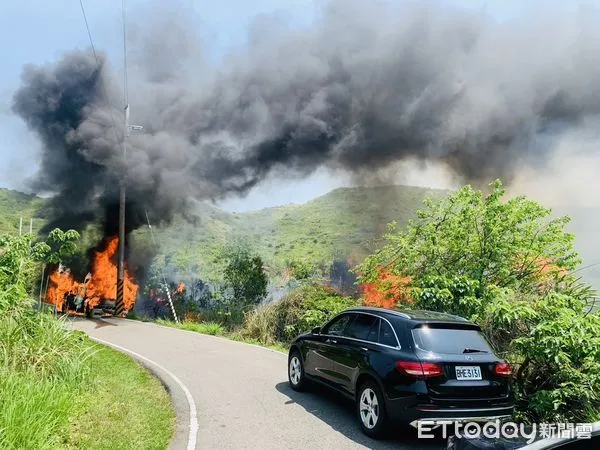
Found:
0,234 -> 49,312
286,259 -> 316,280
124,185 -> 443,285
358,181 -> 600,423
0,308 -> 92,448
222,246 -> 268,307
484,291 -> 600,422
40,228 -> 81,264
242,284 -> 359,344
0,369 -> 75,449
358,181 -> 579,296
159,319 -> 225,336
411,275 -> 482,319
0,188 -> 46,236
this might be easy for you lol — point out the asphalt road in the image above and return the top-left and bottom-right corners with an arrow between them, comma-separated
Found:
71,318 -> 446,450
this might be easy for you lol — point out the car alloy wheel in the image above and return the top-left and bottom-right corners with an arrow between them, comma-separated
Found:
289,356 -> 302,386
288,350 -> 307,391
359,387 -> 379,429
356,380 -> 387,438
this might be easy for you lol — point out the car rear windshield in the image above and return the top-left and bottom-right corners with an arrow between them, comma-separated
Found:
411,325 -> 493,355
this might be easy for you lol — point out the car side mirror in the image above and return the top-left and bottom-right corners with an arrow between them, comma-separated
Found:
311,326 -> 321,335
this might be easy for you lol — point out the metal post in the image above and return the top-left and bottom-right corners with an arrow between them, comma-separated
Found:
29,218 -> 33,234
19,217 -> 23,236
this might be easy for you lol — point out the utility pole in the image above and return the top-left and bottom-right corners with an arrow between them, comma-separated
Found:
29,218 -> 33,234
115,106 -> 129,317
114,0 -> 142,317
115,104 -> 143,318
19,217 -> 23,236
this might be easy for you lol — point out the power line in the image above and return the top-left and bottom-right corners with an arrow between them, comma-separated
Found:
78,0 -> 123,157
122,0 -> 129,107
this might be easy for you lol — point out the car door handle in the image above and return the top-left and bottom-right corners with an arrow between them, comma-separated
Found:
360,347 -> 369,352
326,338 -> 338,344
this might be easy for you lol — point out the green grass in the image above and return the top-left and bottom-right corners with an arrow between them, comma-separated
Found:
156,319 -> 289,353
157,319 -> 225,336
0,369 -> 77,449
66,342 -> 175,450
130,185 -> 446,281
0,188 -> 47,236
0,311 -> 174,449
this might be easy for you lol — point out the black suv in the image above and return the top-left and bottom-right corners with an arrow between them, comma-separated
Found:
287,307 -> 514,438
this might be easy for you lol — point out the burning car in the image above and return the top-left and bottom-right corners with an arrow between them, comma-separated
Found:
45,236 -> 138,317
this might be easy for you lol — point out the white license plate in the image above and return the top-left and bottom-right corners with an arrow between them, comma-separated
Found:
455,366 -> 482,380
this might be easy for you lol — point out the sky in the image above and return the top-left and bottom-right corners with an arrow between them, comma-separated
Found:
0,0 -> 596,212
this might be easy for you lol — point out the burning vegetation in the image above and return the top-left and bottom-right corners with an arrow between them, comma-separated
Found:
361,270 -> 413,309
45,236 -> 138,314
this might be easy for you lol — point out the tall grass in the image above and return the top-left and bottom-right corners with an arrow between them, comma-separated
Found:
1,232 -> 174,448
0,370 -> 75,448
0,310 -> 92,449
158,318 -> 225,335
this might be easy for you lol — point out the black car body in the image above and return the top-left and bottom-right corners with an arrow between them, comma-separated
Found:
288,307 -> 514,437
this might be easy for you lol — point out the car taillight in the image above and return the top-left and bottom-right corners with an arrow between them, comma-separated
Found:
494,362 -> 512,376
396,361 -> 443,378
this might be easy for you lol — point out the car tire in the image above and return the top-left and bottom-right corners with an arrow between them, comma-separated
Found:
288,350 -> 307,391
356,379 -> 388,439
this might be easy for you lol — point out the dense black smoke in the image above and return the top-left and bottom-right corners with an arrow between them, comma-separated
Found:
12,0 -> 600,233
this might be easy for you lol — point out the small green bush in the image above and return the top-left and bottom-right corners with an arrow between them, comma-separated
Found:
483,290 -> 600,423
242,284 -> 359,344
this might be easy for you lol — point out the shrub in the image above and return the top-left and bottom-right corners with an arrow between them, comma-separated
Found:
356,182 -> 600,422
0,231 -> 92,448
241,284 -> 359,344
411,275 -> 482,320
483,291 -> 600,422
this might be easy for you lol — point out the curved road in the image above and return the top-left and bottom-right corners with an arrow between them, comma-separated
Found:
71,318 -> 445,450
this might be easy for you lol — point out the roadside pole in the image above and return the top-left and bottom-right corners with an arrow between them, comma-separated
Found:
115,105 -> 129,317
115,104 -> 143,317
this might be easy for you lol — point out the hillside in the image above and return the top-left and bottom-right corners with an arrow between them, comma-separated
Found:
129,185 -> 447,281
1,186 -> 598,290
0,188 -> 47,235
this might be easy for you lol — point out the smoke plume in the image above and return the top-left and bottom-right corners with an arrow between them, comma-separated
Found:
12,0 -> 600,232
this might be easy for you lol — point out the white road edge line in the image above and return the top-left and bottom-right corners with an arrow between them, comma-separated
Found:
89,336 -> 199,450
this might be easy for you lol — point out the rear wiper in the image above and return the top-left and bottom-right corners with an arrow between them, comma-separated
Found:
463,348 -> 489,353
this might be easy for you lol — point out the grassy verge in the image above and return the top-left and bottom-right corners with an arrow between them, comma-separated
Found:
156,319 -> 290,353
0,368 -> 77,449
0,313 -> 174,449
66,339 -> 175,449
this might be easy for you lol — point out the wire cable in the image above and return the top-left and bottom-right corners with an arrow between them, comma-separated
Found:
122,0 -> 129,107
78,0 -> 124,159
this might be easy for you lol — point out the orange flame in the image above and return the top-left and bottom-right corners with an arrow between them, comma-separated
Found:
175,282 -> 186,294
361,270 -> 413,309
45,236 -> 138,312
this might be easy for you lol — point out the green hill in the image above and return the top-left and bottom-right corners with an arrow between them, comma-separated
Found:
1,186 -> 598,291
130,185 -> 447,280
0,188 -> 48,236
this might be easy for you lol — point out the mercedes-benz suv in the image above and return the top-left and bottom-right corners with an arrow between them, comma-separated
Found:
287,307 -> 514,438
